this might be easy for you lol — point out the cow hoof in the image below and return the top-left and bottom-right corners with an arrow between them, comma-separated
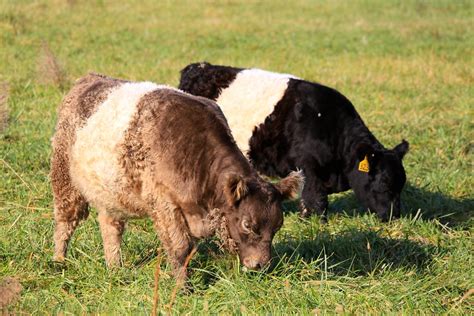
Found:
53,254 -> 65,263
319,215 -> 328,224
299,208 -> 313,218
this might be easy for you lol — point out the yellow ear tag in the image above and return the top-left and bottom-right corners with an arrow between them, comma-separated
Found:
358,155 -> 370,173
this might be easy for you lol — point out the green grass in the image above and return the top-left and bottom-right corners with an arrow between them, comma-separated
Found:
1,0 -> 473,314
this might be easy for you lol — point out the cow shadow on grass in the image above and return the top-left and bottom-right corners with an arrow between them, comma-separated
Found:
183,227 -> 440,290
283,182 -> 473,228
400,183 -> 473,227
272,227 -> 439,277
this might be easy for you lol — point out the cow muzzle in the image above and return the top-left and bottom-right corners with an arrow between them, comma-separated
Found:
242,254 -> 270,270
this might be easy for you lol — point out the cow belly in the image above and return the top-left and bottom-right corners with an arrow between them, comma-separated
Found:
216,69 -> 294,153
70,149 -> 123,212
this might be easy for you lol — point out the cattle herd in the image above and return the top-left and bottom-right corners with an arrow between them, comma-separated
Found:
51,62 -> 409,279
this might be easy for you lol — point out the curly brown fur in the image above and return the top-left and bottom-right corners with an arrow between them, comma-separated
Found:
51,74 -> 301,275
51,73 -> 122,262
207,208 -> 238,253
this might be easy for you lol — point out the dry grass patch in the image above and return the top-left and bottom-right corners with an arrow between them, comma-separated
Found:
36,41 -> 68,89
0,277 -> 22,309
0,82 -> 9,133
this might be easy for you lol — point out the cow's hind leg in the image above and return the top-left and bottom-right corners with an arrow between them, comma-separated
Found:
53,192 -> 89,262
51,146 -> 89,262
98,210 -> 126,267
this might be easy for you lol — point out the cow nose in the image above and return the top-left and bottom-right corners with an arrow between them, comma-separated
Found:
243,258 -> 262,270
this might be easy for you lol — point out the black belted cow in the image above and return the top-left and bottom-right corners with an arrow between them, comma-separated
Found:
179,62 -> 409,221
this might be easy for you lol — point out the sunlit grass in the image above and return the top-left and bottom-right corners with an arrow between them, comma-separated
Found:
0,0 -> 473,313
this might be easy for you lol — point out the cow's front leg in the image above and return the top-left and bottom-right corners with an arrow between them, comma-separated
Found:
300,176 -> 328,222
98,210 -> 127,267
151,201 -> 195,281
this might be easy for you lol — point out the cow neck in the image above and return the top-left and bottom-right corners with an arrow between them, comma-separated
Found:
340,119 -> 383,174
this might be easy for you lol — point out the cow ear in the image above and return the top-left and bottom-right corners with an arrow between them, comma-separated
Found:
393,139 -> 409,160
224,174 -> 248,205
354,143 -> 375,162
275,171 -> 305,200
294,102 -> 304,121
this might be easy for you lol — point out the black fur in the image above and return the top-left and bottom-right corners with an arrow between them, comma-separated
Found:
179,62 -> 241,100
179,62 -> 409,221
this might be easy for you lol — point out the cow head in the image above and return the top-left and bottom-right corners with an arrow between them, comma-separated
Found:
222,171 -> 304,270
350,140 -> 409,221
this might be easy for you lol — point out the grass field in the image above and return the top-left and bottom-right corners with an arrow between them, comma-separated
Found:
1,0 -> 473,314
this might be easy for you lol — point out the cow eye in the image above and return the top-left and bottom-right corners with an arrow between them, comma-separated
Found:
241,219 -> 252,234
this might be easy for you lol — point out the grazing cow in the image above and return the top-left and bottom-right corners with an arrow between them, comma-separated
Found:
179,62 -> 409,221
51,73 -> 303,277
